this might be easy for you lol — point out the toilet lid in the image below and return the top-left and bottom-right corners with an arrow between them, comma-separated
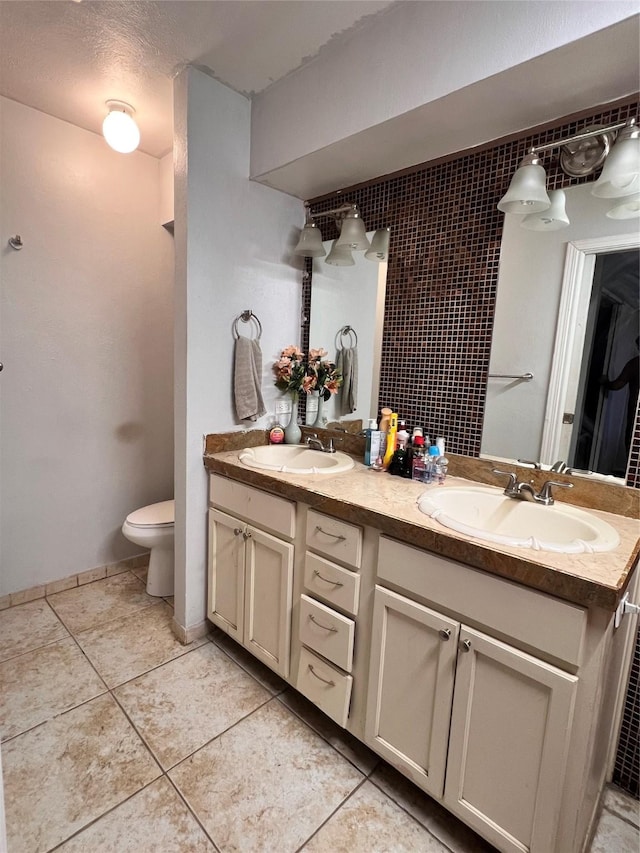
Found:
126,500 -> 174,528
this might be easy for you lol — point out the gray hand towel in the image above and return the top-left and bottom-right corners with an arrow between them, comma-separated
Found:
234,336 -> 266,421
337,346 -> 358,414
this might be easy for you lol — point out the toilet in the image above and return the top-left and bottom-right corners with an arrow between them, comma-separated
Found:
122,500 -> 174,597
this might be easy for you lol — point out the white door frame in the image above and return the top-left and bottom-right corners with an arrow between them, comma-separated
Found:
540,233 -> 640,469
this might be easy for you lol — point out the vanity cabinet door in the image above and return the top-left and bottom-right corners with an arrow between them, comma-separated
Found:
244,525 -> 294,679
365,586 -> 459,799
207,508 -> 245,643
444,626 -> 578,853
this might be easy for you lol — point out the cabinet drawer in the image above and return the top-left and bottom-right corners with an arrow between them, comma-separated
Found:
304,552 -> 360,616
378,536 -> 587,668
299,594 -> 355,672
209,474 -> 295,540
296,646 -> 353,728
306,510 -> 362,568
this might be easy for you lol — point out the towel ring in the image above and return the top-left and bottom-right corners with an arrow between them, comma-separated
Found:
335,325 -> 357,349
233,310 -> 262,340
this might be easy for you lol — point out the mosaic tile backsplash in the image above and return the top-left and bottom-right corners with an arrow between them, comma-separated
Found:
306,96 -> 639,487
306,96 -> 639,800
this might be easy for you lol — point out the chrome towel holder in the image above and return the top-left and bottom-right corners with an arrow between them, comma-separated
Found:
233,309 -> 262,339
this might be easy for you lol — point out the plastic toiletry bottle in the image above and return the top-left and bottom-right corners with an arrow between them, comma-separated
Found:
364,418 -> 378,466
437,455 -> 449,484
397,420 -> 410,448
427,445 -> 441,483
269,419 -> 285,444
389,434 -> 408,476
436,436 -> 446,457
382,413 -> 398,470
411,436 -> 426,482
379,407 -> 392,435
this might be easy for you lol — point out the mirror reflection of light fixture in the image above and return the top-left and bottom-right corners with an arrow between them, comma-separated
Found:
325,240 -> 355,266
521,190 -> 570,231
294,203 -> 389,264
365,227 -> 391,261
498,117 -> 640,228
606,194 -> 640,220
102,100 -> 140,154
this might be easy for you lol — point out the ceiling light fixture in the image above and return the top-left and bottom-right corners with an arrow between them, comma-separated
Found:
498,117 -> 640,227
293,203 -> 389,264
102,100 -> 140,154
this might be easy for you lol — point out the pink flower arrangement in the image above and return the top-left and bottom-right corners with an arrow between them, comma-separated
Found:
273,345 -> 342,399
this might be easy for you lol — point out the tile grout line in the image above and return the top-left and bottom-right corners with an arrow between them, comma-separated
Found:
164,770 -> 223,853
601,803 -> 640,832
294,774 -> 370,852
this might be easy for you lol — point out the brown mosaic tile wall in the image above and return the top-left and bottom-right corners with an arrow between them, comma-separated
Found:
307,97 -> 640,484
307,96 -> 640,800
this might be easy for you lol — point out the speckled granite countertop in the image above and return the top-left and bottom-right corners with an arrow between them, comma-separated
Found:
204,449 -> 640,611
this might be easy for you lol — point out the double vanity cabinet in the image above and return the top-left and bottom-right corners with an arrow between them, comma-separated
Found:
205,452 -> 639,853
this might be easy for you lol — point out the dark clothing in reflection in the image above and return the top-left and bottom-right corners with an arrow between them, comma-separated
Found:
603,354 -> 640,454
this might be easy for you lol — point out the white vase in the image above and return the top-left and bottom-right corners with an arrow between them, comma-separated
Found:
284,394 -> 302,444
314,393 -> 326,428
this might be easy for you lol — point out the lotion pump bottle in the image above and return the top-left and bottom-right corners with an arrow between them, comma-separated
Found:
364,418 -> 378,466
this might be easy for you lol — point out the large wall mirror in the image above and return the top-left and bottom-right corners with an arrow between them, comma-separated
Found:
308,233 -> 387,426
482,183 -> 639,483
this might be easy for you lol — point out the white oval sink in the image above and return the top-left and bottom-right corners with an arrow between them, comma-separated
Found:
239,444 -> 355,475
417,486 -> 619,553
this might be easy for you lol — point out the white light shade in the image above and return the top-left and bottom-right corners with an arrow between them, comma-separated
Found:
336,210 -> 371,250
325,239 -> 354,266
520,190 -> 570,231
606,194 -> 640,219
293,222 -> 326,257
103,102 -> 140,153
365,227 -> 390,261
497,156 -> 550,214
591,131 -> 640,198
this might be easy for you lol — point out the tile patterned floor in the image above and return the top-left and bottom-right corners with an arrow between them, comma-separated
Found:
0,567 -> 637,852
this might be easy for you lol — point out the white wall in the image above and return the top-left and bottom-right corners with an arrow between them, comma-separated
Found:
251,1 -> 638,181
0,97 -> 174,595
482,184 -> 639,463
173,67 -> 302,633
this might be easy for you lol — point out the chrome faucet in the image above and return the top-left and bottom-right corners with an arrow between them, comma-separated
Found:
492,469 -> 573,506
305,434 -> 336,454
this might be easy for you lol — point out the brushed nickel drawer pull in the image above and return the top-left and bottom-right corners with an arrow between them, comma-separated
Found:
308,664 -> 335,686
233,528 -> 243,536
439,629 -> 451,641
315,525 -> 346,542
243,530 -> 252,540
461,639 -> 472,652
309,614 -> 338,633
313,569 -> 344,587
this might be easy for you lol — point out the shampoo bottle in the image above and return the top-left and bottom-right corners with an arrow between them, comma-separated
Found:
364,418 -> 378,466
382,412 -> 398,470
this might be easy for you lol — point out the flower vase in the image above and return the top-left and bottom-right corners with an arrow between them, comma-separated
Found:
314,393 -> 326,428
284,394 -> 302,444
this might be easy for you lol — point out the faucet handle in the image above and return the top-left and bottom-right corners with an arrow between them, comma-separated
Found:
492,469 -> 518,490
537,479 -> 573,505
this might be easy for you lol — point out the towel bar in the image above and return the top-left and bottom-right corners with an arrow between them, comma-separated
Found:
233,310 -> 262,339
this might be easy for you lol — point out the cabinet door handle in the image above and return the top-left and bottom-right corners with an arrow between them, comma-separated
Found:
233,528 -> 243,537
439,628 -> 451,641
313,569 -> 344,588
243,531 -> 252,540
308,664 -> 335,686
309,614 -> 338,633
460,639 -> 472,652
314,525 -> 346,542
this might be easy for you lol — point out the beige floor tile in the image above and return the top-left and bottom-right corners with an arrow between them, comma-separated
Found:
47,572 -> 156,633
114,642 -> 271,769
170,700 -> 363,852
75,602 -> 205,688
590,808 -> 640,853
132,565 -> 149,583
0,636 -> 106,741
603,784 -> 640,829
304,779 -> 449,852
278,689 -> 379,776
2,693 -> 160,853
56,777 -> 215,852
210,627 -> 288,694
370,762 -> 495,853
0,598 -> 68,663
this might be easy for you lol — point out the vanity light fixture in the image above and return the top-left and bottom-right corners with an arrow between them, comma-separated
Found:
102,100 -> 140,154
293,202 -> 390,264
498,117 -> 640,226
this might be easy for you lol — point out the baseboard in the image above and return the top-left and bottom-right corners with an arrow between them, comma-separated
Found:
171,617 -> 210,645
0,553 -> 150,610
